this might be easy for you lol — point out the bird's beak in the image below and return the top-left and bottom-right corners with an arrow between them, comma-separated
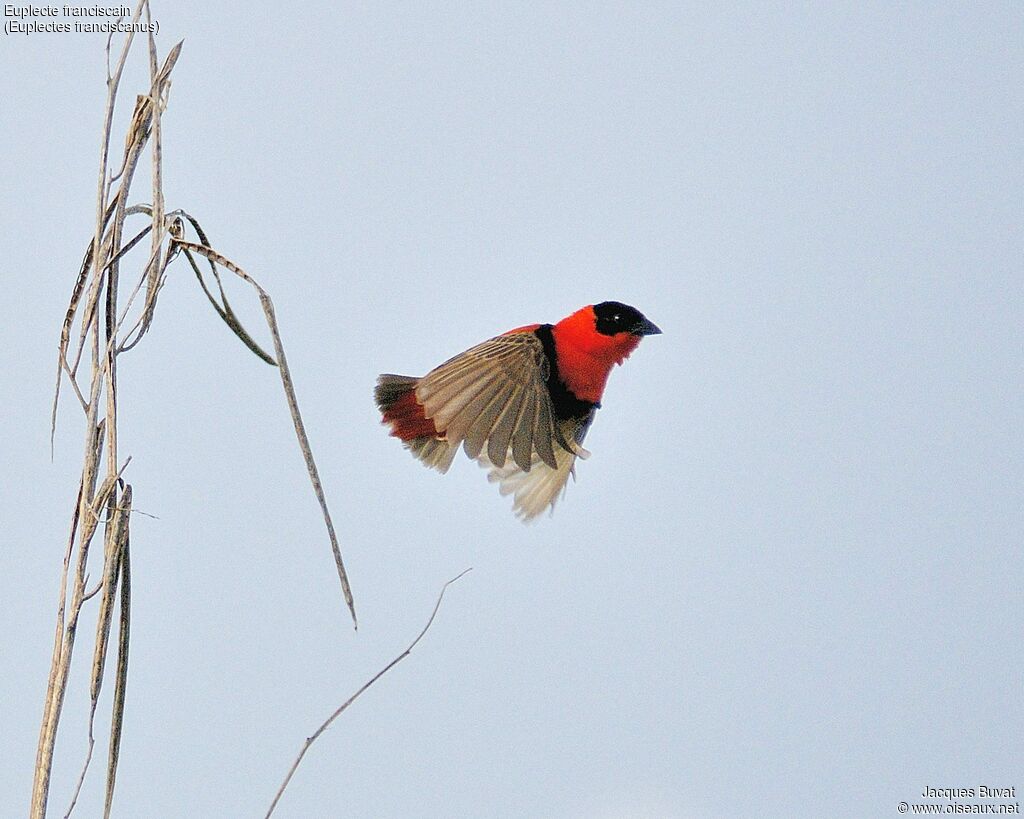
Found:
634,317 -> 662,336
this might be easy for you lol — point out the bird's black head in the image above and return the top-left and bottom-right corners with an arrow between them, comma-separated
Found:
592,301 -> 662,337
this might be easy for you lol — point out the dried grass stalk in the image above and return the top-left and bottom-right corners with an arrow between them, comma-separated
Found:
34,4 -> 356,816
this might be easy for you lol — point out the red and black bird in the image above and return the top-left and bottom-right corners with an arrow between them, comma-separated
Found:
375,301 -> 661,520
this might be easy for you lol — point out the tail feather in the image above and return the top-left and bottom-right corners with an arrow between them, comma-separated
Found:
376,374 -> 455,473
375,373 -> 419,412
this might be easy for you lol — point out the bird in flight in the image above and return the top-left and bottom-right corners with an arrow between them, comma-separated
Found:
375,301 -> 661,521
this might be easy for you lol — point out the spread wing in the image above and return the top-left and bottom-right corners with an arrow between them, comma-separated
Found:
416,331 -> 574,472
378,330 -> 595,520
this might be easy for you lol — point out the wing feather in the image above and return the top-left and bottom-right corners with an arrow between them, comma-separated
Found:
444,373 -> 507,446
463,383 -> 516,459
414,332 -> 557,473
478,415 -> 594,520
418,368 -> 492,414
485,385 -> 526,468
532,391 -> 558,469
511,394 -> 537,472
430,371 -> 502,433
479,430 -> 573,520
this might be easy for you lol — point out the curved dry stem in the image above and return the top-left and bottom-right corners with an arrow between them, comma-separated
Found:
265,569 -> 473,818
171,240 -> 357,627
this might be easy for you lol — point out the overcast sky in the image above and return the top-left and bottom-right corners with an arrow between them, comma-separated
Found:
2,3 -> 1022,817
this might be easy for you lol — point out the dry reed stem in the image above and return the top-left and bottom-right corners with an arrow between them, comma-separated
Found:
37,4 -> 157,813
44,29 -> 172,793
264,570 -> 473,818
36,5 -> 359,814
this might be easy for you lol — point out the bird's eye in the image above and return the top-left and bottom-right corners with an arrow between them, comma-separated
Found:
612,314 -> 621,322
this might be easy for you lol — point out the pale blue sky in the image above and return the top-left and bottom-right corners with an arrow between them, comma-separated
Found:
2,3 -> 1022,817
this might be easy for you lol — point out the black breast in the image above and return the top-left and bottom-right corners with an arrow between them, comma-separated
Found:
533,324 -> 599,421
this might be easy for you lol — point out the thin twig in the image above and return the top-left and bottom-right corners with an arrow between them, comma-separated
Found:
265,569 -> 472,818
